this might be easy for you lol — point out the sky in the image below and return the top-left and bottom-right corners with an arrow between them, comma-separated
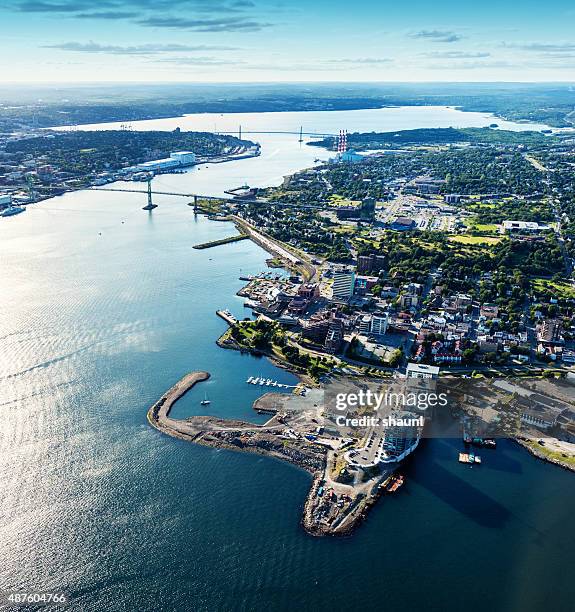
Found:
0,0 -> 574,82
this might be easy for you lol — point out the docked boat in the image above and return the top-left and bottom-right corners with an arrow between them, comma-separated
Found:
1,205 -> 25,217
384,474 -> 405,493
459,452 -> 481,465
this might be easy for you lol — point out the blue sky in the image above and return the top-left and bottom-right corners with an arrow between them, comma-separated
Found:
1,0 -> 574,82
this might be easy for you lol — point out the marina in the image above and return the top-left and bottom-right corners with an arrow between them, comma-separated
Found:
246,376 -> 297,389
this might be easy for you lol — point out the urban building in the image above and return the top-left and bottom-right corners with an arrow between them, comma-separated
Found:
297,283 -> 319,300
390,217 -> 416,231
538,319 -> 564,346
332,271 -> 355,300
501,220 -> 551,235
406,363 -> 440,379
360,197 -> 376,222
302,312 -> 332,344
357,254 -> 374,275
0,193 -> 12,209
383,415 -> 421,458
358,315 -> 372,334
325,317 -> 345,353
371,314 -> 388,336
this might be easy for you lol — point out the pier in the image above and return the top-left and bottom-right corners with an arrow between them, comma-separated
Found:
216,309 -> 238,325
192,235 -> 248,249
246,376 -> 297,389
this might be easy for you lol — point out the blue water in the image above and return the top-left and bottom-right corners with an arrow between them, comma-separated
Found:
1,106 -> 574,611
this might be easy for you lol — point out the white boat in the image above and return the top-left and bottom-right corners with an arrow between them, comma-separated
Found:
200,392 -> 211,406
247,376 -> 254,383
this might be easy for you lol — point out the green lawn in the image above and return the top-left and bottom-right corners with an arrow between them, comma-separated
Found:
533,278 -> 575,299
449,234 -> 502,245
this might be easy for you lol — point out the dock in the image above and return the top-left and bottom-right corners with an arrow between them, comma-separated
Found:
216,309 -> 237,325
246,376 -> 297,389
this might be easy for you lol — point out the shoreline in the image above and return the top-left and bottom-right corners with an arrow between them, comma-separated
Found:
9,145 -> 260,208
514,437 -> 575,473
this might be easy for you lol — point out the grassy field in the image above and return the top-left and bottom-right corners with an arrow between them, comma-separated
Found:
328,195 -> 361,207
533,278 -> 575,298
464,218 -> 501,234
449,234 -> 502,245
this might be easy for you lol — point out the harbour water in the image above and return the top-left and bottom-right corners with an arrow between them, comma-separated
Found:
1,106 -> 575,611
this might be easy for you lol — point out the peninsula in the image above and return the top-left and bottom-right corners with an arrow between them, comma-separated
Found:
147,370 -> 412,536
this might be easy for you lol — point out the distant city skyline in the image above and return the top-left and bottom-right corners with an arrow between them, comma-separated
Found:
1,0 -> 574,82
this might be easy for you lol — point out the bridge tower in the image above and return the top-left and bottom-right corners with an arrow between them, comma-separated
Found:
298,126 -> 303,143
142,176 -> 158,211
239,125 -> 242,140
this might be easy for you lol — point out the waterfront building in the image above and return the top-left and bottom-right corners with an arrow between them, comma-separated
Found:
332,271 -> 355,301
341,149 -> 363,163
130,151 -> 196,172
520,407 -> 559,430
382,414 -> 421,459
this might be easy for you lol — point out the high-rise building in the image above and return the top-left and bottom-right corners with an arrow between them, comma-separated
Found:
371,314 -> 388,336
358,315 -> 372,334
332,271 -> 355,300
357,255 -> 374,275
360,197 -> 376,221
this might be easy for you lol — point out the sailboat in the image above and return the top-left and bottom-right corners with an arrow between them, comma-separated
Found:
200,391 -> 211,406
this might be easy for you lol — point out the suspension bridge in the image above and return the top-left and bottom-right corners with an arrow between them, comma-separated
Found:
89,183 -> 326,211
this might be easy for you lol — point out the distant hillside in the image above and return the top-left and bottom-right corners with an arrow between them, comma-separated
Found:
310,127 -> 554,150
